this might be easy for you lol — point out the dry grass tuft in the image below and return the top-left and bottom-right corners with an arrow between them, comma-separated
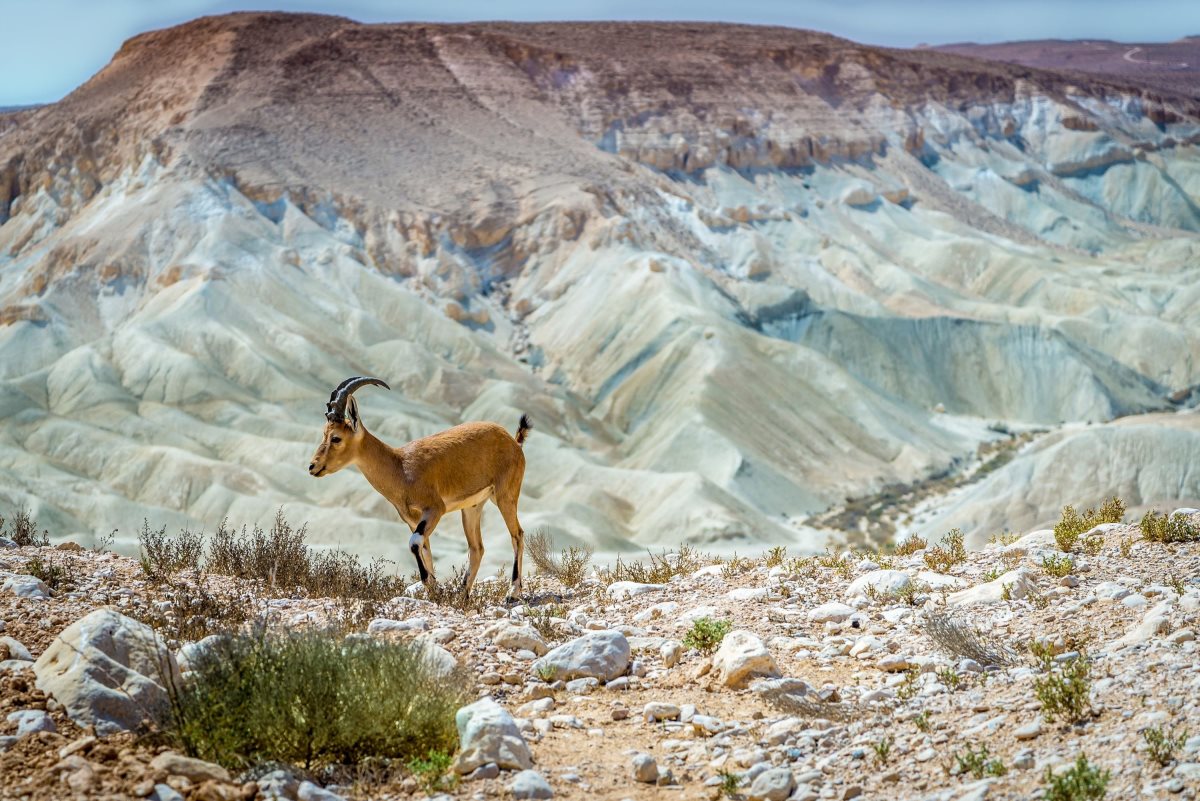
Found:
525,530 -> 593,589
921,610 -> 1021,667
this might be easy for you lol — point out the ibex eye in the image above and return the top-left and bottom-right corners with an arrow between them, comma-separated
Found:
330,436 -> 342,444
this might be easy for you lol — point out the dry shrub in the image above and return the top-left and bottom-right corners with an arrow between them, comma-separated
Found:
2,509 -> 49,547
894,532 -> 927,556
525,530 -> 593,589
138,521 -> 204,580
207,510 -> 400,602
135,577 -> 253,645
921,610 -> 1020,667
599,544 -> 714,585
413,565 -> 513,613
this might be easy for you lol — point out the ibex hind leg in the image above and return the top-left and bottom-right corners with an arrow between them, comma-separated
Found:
495,495 -> 525,600
461,503 -> 485,596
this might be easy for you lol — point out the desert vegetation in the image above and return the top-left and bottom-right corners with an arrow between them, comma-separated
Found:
2,500 -> 1198,800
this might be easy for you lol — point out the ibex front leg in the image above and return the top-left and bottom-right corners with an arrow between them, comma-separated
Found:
409,509 -> 443,587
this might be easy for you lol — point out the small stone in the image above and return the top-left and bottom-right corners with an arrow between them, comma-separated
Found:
841,785 -> 863,800
8,709 -> 55,736
1015,719 -> 1044,741
150,752 -> 231,783
611,707 -> 629,721
807,602 -> 855,623
711,631 -> 780,688
564,677 -> 599,695
643,702 -> 681,723
632,754 -> 658,783
508,770 -> 553,799
467,763 -> 501,781
298,781 -> 347,801
453,698 -> 533,774
748,767 -> 795,801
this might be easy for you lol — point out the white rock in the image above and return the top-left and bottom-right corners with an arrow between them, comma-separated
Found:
367,617 -> 428,633
8,709 -> 55,736
845,570 -> 911,598
1014,718 -> 1043,740
0,636 -> 32,661
1094,581 -> 1132,601
948,569 -> 1036,605
748,767 -> 795,801
454,698 -> 533,774
532,631 -> 630,682
632,754 -> 658,783
633,602 -> 679,623
916,571 -> 966,590
660,640 -> 683,668
712,630 -> 780,688
1122,594 -> 1149,609
33,608 -> 180,735
297,781 -> 346,801
1167,629 -> 1195,644
150,752 -> 231,783
643,702 -> 681,722
678,605 -> 721,625
486,622 -> 550,656
508,770 -> 553,799
607,582 -> 664,599
1008,529 -> 1057,551
414,636 -> 461,679
176,634 -> 228,673
728,587 -> 769,601
807,602 -> 855,623
1108,601 -> 1173,651
877,654 -> 910,672
2,575 -> 50,599
692,714 -> 725,735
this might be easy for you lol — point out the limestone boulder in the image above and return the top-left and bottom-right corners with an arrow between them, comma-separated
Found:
33,608 -> 180,735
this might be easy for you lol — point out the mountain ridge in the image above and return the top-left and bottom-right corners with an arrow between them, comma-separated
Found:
2,13 -> 1199,561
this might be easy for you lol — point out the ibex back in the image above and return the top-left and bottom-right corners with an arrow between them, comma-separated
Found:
308,376 -> 532,597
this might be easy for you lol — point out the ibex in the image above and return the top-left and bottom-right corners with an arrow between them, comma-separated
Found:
308,376 -> 532,597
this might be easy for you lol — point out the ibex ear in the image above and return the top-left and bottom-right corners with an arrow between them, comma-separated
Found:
345,395 -> 361,431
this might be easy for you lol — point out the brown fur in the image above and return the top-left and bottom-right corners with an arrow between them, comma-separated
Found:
309,396 -> 530,596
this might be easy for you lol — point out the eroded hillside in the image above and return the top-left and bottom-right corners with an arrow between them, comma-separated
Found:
1,14 -> 1199,560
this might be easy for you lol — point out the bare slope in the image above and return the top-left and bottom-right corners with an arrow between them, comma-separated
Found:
1,14 -> 1199,559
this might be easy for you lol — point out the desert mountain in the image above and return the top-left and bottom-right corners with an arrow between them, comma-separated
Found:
936,36 -> 1200,98
1,13 -> 1199,565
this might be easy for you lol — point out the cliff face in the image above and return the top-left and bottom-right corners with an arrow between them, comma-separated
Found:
1,14 -> 1199,559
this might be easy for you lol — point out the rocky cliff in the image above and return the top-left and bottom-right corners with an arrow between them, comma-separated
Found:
1,14 -> 1199,560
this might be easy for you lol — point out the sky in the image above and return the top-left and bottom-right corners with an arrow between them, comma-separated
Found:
2,0 -> 1199,106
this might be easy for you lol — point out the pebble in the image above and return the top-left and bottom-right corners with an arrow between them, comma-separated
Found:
508,770 -> 553,799
643,702 -> 681,722
632,754 -> 658,783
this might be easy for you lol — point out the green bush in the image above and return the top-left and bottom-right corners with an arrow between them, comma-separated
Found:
1040,554 -> 1073,579
1034,653 -> 1092,724
167,630 -> 470,771
954,743 -> 1007,779
683,617 -> 732,655
1139,511 -> 1200,544
1143,725 -> 1187,767
1043,755 -> 1110,801
1054,498 -> 1124,552
923,529 -> 966,573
